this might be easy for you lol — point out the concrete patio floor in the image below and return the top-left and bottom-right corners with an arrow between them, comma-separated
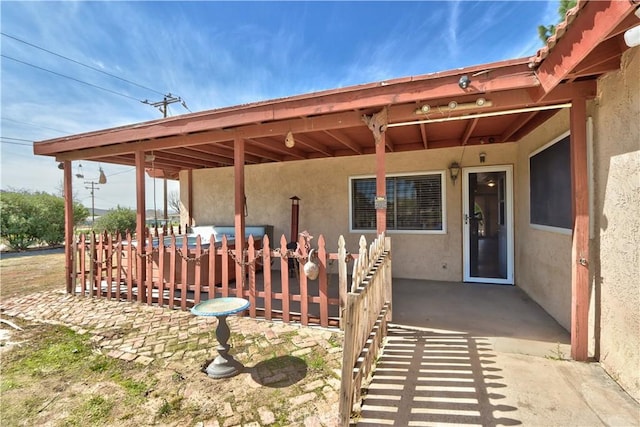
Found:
357,280 -> 640,426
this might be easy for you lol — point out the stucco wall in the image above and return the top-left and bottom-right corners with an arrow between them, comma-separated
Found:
180,143 -> 516,282
514,109 -> 572,331
591,47 -> 640,402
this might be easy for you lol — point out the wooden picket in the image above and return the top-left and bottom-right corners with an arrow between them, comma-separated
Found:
70,229 -> 355,328
338,233 -> 392,425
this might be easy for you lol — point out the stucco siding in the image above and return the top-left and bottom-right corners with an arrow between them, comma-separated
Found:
514,109 -> 573,331
181,143 -> 516,282
591,47 -> 640,402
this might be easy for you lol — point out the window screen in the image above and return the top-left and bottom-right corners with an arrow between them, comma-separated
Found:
530,135 -> 572,229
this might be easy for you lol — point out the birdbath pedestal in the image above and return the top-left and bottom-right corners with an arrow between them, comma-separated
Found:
191,297 -> 250,379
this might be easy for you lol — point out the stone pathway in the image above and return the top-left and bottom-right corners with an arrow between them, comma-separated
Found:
0,290 -> 344,426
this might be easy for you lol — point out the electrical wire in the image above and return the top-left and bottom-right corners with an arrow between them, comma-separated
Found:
1,117 -> 69,134
2,54 -> 143,103
1,32 -> 166,97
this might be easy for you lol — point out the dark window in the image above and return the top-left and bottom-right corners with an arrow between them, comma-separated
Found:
529,134 -> 572,229
351,173 -> 444,232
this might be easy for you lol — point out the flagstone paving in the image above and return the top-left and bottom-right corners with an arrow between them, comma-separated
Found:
0,290 -> 343,426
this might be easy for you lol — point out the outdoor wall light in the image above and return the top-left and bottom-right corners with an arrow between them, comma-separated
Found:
285,131 -> 295,148
479,152 -> 486,163
449,161 -> 461,185
458,75 -> 470,89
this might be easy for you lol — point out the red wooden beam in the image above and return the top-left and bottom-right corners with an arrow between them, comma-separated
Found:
376,131 -> 386,235
535,0 -> 634,95
63,160 -> 73,294
234,136 -> 246,297
570,97 -> 589,362
135,151 -> 146,299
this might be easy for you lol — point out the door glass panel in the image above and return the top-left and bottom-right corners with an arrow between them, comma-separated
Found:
468,171 -> 507,279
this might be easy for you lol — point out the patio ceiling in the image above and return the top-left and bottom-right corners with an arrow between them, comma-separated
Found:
33,0 -> 638,180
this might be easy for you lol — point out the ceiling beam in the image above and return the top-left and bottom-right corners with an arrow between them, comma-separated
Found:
322,130 -> 364,154
461,118 -> 479,146
419,123 -> 428,149
292,134 -> 335,156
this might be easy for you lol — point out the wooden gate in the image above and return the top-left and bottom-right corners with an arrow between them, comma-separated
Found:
338,233 -> 392,424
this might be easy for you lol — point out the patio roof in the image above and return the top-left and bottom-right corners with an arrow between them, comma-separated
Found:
33,0 -> 638,180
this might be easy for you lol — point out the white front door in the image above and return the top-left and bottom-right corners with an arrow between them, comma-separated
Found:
463,165 -> 514,284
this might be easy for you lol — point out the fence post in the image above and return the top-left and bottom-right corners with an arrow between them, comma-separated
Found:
338,235 -> 347,330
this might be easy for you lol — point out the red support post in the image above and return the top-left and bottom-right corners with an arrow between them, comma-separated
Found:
570,97 -> 590,361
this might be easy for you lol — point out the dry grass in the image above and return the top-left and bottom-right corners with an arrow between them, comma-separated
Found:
0,250 -> 66,302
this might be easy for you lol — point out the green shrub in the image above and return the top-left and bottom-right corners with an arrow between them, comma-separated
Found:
92,206 -> 137,234
0,190 -> 89,249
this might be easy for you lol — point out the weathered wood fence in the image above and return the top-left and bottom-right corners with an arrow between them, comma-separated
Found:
338,233 -> 392,425
70,228 -> 361,328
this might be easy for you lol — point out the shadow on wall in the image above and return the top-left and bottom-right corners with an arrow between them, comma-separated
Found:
357,325 -> 521,426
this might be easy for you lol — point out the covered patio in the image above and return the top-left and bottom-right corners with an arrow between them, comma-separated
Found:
33,0 -> 638,378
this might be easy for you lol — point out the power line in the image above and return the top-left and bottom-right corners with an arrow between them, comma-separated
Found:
2,54 -> 142,102
1,117 -> 69,134
1,136 -> 33,142
1,32 -> 166,97
0,139 -> 32,147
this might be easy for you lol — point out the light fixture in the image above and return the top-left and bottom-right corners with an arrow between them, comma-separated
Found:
624,7 -> 640,47
415,98 -> 492,115
479,152 -> 486,163
458,75 -> 470,89
395,102 -> 571,127
57,162 -> 64,170
285,131 -> 295,148
487,180 -> 496,187
449,161 -> 461,185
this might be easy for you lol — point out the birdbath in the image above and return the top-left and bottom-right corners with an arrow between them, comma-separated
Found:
191,297 -> 250,379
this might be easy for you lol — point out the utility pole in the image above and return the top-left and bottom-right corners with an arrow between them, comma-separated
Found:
142,94 -> 190,226
80,165 -> 107,226
85,181 -> 99,225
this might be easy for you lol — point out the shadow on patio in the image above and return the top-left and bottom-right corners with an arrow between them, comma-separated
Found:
357,280 -> 640,426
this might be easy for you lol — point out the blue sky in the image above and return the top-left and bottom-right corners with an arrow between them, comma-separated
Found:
1,1 -> 557,210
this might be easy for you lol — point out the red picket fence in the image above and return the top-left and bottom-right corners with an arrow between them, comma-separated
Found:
70,229 -> 357,328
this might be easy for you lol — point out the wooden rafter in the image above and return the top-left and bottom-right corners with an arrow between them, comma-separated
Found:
534,0 -> 634,96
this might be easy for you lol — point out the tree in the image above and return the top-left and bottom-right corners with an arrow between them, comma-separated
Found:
168,190 -> 181,214
0,190 -> 89,250
92,206 -> 137,234
538,0 -> 578,43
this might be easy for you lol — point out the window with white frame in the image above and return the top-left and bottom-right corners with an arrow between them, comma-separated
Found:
350,172 -> 445,232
